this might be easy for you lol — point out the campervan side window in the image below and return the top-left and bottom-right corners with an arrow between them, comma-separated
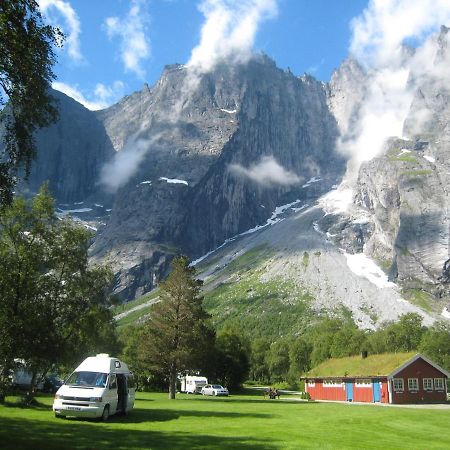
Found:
109,374 -> 117,389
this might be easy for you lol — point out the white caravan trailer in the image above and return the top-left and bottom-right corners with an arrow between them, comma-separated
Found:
11,360 -> 44,390
53,354 -> 135,420
180,375 -> 208,394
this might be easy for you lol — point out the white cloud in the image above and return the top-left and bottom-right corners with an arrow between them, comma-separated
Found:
229,156 -> 301,187
339,0 -> 450,179
350,0 -> 450,68
100,135 -> 162,193
52,81 -> 125,110
169,0 -> 278,118
105,0 -> 151,79
188,0 -> 278,73
38,0 -> 82,62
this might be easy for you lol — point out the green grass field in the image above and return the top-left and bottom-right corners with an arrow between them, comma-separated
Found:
1,392 -> 449,449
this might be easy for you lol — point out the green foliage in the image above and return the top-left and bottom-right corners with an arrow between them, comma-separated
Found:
266,340 -> 290,382
139,256 -> 215,399
401,289 -> 433,312
388,155 -> 419,163
0,0 -> 63,204
249,338 -> 271,383
367,313 -> 425,354
401,169 -> 433,177
306,317 -> 363,367
213,330 -> 250,390
419,321 -> 450,371
203,271 -> 314,341
0,186 -> 114,402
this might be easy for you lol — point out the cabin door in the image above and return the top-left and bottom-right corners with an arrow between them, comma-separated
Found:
372,380 -> 381,402
346,382 -> 353,402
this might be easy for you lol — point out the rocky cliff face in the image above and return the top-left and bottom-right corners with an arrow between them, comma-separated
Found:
14,30 -> 450,312
87,56 -> 345,299
320,26 -> 450,311
22,89 -> 115,203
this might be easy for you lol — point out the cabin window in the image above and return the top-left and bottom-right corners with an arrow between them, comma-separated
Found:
434,378 -> 445,390
393,378 -> 404,392
355,379 -> 371,387
423,378 -> 433,390
408,378 -> 419,391
307,380 -> 315,387
323,379 -> 342,387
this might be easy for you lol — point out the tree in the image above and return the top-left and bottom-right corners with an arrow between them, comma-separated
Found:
249,338 -> 270,383
419,321 -> 450,371
0,186 -> 113,402
368,313 -> 425,354
287,337 -> 311,383
266,339 -> 290,382
213,330 -> 250,390
139,256 -> 213,399
0,0 -> 63,205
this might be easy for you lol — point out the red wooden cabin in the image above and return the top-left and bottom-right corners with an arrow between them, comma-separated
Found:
304,353 -> 449,404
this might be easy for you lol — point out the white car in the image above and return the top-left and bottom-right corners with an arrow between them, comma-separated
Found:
201,384 -> 229,396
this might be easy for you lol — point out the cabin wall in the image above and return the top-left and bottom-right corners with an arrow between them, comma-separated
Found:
306,380 -> 346,401
390,359 -> 448,404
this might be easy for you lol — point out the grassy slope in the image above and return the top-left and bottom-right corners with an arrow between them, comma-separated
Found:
115,246 -> 318,340
1,392 -> 450,449
202,246 -> 315,339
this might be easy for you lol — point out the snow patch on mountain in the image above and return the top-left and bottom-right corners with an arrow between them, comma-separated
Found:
57,207 -> 93,215
159,177 -> 188,185
192,199 -> 302,266
318,186 -> 353,215
220,108 -> 237,114
344,252 -> 395,289
302,176 -> 321,188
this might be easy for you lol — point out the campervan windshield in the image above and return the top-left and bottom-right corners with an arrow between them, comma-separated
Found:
66,371 -> 108,388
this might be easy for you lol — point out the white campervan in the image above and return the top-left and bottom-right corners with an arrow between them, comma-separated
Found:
180,375 -> 208,394
53,354 -> 135,420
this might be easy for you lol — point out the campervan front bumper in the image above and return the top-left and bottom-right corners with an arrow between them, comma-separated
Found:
53,398 -> 104,418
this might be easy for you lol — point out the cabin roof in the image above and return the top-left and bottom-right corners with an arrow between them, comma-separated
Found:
304,352 -> 418,378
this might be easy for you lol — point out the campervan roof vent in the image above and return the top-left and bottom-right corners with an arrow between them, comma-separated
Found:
96,353 -> 110,358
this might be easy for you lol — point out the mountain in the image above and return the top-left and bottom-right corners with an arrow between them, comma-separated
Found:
88,56 -> 345,299
11,31 -> 450,328
20,89 -> 115,204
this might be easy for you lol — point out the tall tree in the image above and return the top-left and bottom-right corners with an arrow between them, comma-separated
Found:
419,321 -> 450,371
0,185 -> 113,402
214,330 -> 250,390
0,0 -> 63,205
140,256 -> 213,399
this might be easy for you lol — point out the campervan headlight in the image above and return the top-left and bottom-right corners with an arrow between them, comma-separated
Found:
54,394 -> 64,400
89,397 -> 103,403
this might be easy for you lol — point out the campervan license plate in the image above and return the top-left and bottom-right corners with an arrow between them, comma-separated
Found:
67,407 -> 81,411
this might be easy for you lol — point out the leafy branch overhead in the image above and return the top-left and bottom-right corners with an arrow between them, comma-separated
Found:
0,0 -> 63,205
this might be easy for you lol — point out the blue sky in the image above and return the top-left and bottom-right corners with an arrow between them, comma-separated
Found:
38,0 -> 369,110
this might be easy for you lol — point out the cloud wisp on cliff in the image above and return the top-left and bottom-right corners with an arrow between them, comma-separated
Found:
340,0 -> 450,178
229,156 -> 301,187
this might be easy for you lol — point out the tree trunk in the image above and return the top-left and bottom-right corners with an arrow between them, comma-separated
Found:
169,365 -> 177,400
0,359 -> 13,403
25,370 -> 38,405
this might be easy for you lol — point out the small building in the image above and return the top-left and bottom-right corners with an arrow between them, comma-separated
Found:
304,353 -> 449,404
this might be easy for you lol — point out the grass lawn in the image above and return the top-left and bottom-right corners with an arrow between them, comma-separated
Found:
1,392 -> 450,449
